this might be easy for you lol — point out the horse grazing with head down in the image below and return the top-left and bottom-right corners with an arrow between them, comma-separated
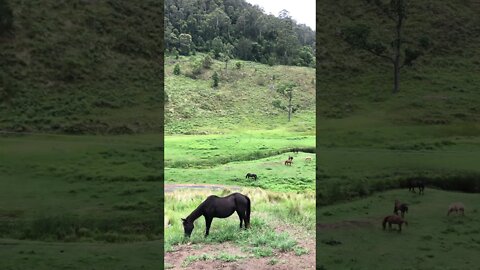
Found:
284,159 -> 292,166
447,202 -> 465,216
245,173 -> 257,181
383,215 -> 408,232
394,199 -> 409,218
181,193 -> 251,237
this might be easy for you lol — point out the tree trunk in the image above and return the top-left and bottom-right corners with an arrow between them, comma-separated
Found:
393,61 -> 400,94
287,93 -> 292,122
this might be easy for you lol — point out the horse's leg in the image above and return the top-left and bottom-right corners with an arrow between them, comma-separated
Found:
237,210 -> 246,229
398,224 -> 402,232
204,216 -> 213,237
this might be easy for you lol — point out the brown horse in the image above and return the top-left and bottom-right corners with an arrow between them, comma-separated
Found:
383,215 -> 408,232
393,199 -> 409,218
447,202 -> 465,216
284,160 -> 292,166
305,157 -> 312,162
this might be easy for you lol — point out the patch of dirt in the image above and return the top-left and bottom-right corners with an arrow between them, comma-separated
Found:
165,241 -> 314,270
317,219 -> 375,230
165,215 -> 315,270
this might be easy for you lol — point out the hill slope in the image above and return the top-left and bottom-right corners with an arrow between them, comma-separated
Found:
164,54 -> 316,134
0,0 -> 163,134
316,0 -> 480,203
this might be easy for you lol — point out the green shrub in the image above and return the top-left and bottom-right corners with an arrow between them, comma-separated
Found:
212,71 -> 219,87
235,62 -> 242,69
202,55 -> 213,69
173,64 -> 181,75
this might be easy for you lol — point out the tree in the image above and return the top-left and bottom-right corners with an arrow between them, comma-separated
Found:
277,82 -> 297,122
0,0 -> 14,36
178,33 -> 193,55
340,0 -> 428,93
211,37 -> 224,59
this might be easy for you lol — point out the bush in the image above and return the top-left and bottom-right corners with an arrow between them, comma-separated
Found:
235,62 -> 241,69
173,64 -> 181,75
202,55 -> 213,69
212,71 -> 219,87
190,60 -> 203,76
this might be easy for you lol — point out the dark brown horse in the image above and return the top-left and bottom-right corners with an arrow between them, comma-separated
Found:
284,160 -> 293,166
408,180 -> 425,194
182,193 -> 251,237
383,215 -> 408,232
394,199 -> 409,218
245,173 -> 257,181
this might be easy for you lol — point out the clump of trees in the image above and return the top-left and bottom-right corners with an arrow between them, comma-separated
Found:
165,0 -> 315,67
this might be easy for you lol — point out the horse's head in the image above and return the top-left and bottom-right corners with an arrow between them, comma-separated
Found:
181,218 -> 194,237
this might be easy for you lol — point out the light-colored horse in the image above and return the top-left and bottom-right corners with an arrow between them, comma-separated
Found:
447,202 -> 465,216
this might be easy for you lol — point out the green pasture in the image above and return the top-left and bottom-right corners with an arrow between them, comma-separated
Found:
0,134 -> 162,269
164,188 -> 315,263
165,130 -> 315,168
318,189 -> 480,270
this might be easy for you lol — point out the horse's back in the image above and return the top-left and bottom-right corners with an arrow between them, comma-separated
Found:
449,202 -> 465,210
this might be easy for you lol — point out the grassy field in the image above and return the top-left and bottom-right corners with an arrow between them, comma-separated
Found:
0,134 -> 162,269
164,52 -> 316,268
164,188 -> 315,269
163,129 -> 316,268
318,189 -> 480,270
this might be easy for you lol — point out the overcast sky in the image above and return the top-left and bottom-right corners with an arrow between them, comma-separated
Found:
245,0 -> 316,30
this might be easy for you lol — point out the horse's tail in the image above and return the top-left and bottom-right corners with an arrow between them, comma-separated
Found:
245,195 -> 251,228
382,216 -> 389,230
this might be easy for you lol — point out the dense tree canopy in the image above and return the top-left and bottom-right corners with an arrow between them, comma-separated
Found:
165,0 -> 315,67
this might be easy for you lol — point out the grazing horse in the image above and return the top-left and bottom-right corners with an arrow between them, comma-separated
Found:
181,193 -> 251,237
394,199 -> 409,218
383,215 -> 408,232
305,157 -> 312,162
245,173 -> 257,181
447,202 -> 465,216
408,180 -> 425,195
284,159 -> 293,166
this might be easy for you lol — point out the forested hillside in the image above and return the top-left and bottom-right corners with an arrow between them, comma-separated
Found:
165,0 -> 315,67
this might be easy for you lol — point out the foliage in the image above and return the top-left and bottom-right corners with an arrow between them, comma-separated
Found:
212,71 -> 219,87
178,33 -> 193,55
173,64 -> 181,75
165,0 -> 315,66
